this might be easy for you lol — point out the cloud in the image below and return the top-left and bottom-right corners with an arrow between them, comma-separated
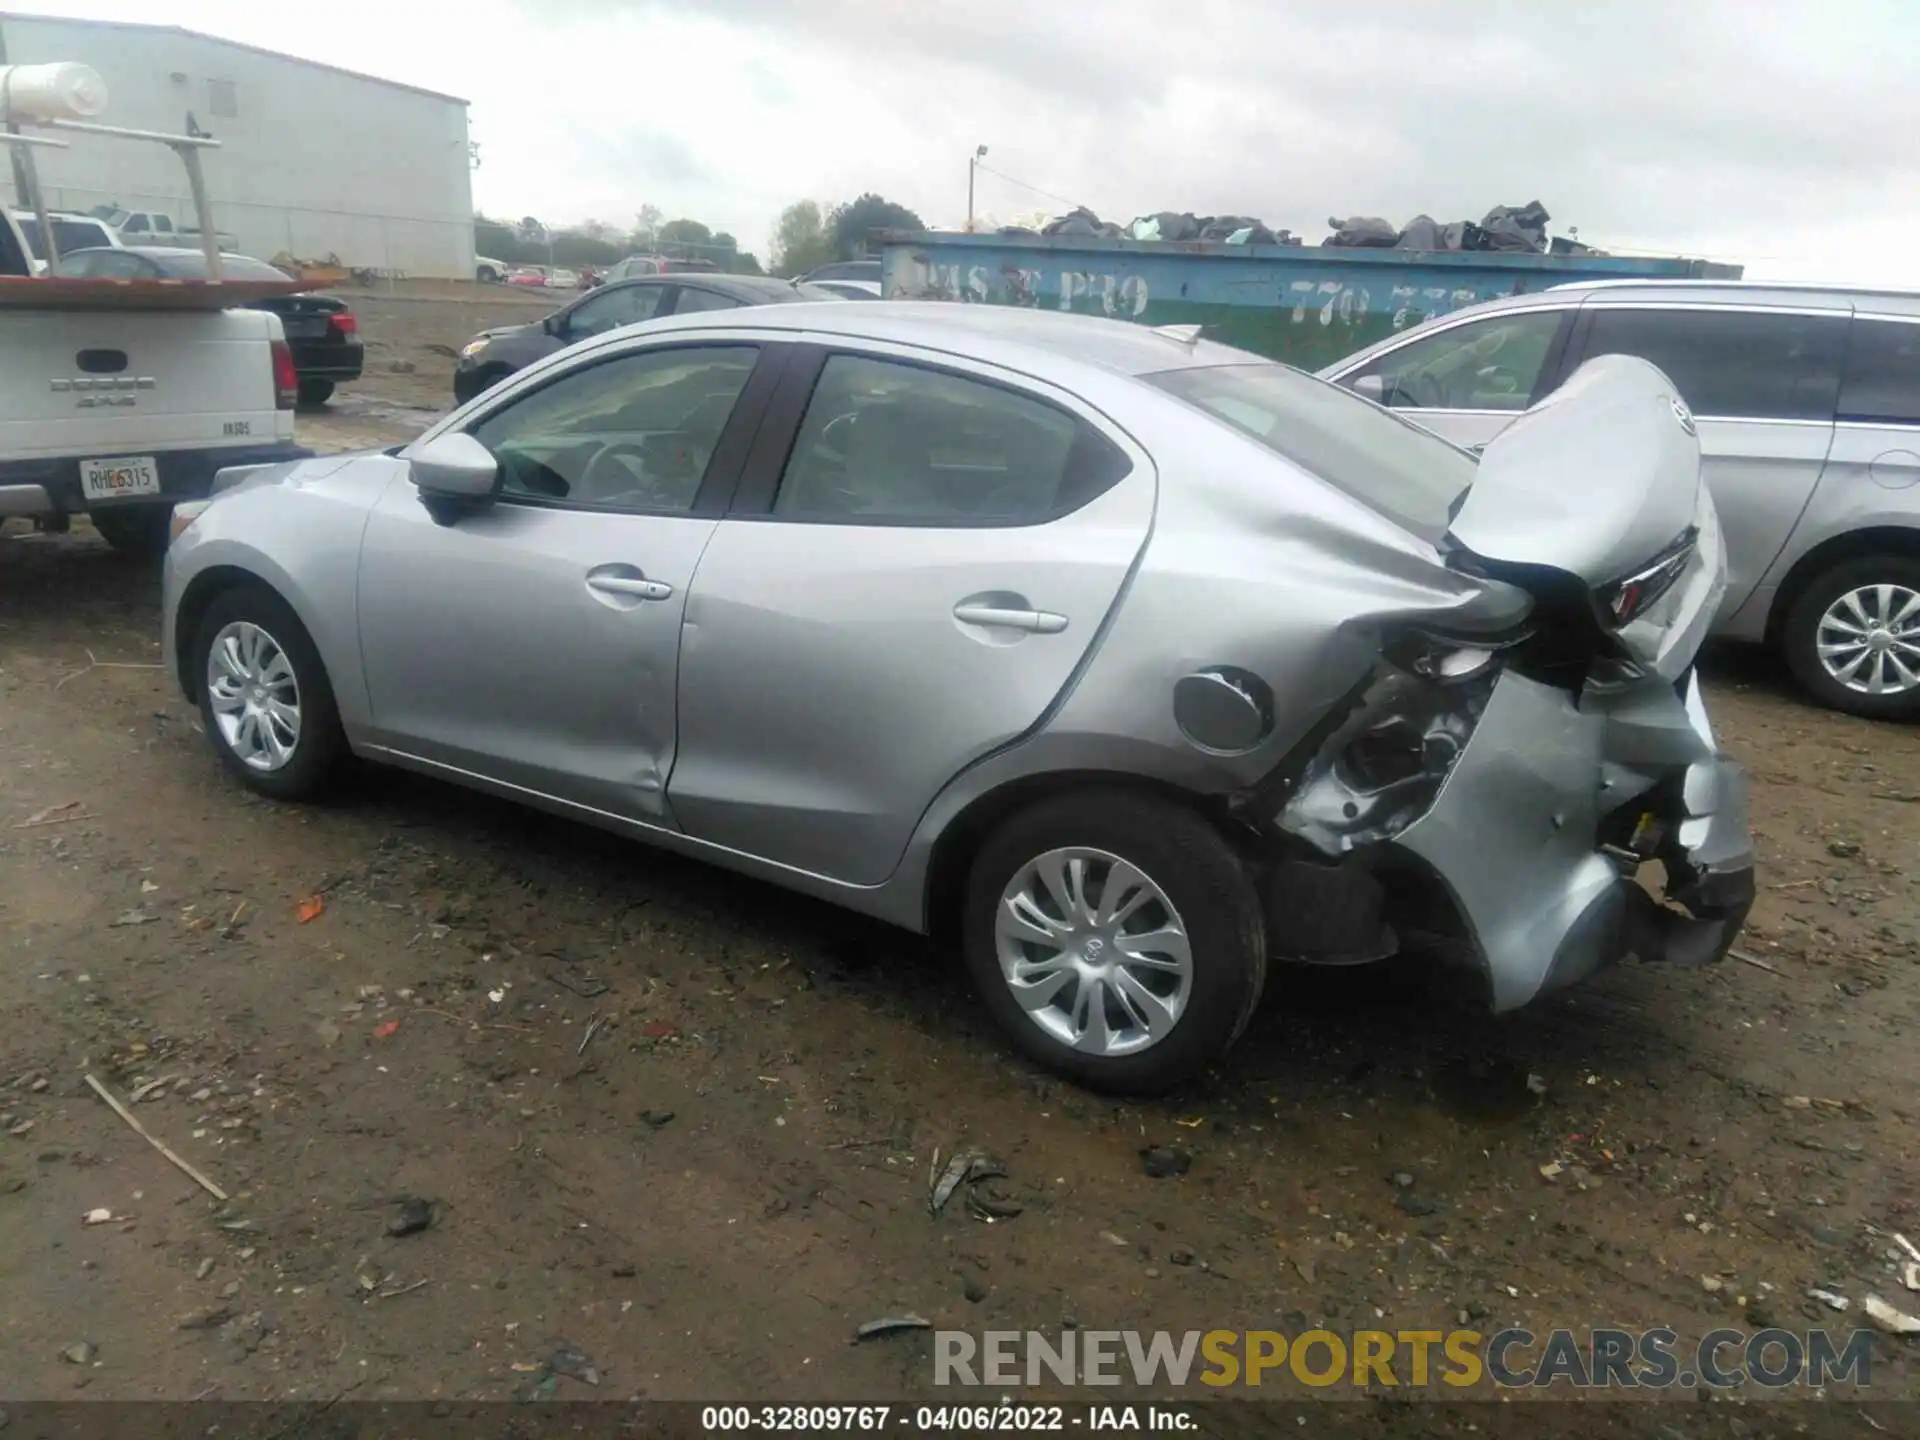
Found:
18,0 -> 1919,282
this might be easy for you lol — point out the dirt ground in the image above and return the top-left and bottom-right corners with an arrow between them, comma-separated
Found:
2,283 -> 1919,1423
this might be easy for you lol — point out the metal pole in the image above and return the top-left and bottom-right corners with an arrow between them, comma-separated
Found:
967,157 -> 975,232
175,140 -> 221,281
18,142 -> 57,271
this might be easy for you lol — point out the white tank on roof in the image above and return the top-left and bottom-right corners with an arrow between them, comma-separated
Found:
0,62 -> 109,123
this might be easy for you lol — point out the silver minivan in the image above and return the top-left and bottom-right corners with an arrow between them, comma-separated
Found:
1320,282 -> 1920,720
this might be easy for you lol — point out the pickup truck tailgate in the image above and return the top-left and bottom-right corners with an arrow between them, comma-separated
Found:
0,306 -> 292,461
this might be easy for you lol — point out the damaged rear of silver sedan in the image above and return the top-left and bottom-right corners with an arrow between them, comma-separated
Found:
964,345 -> 1755,1091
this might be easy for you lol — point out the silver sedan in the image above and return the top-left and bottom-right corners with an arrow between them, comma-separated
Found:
162,303 -> 1755,1092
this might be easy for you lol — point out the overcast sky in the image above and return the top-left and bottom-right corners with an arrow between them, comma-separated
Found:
19,0 -> 1920,282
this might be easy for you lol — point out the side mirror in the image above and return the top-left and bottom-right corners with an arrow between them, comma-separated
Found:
543,312 -> 565,338
1351,373 -> 1387,403
408,432 -> 499,500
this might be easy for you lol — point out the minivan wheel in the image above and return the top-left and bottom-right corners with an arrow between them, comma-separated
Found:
191,584 -> 346,800
1782,556 -> 1920,721
90,505 -> 172,557
962,792 -> 1267,1094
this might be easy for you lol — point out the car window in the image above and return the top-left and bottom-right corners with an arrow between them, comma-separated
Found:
63,250 -> 150,279
1150,363 -> 1478,547
669,287 -> 740,315
51,248 -> 105,277
123,215 -> 150,234
1342,310 -> 1565,412
472,345 -> 758,513
149,252 -> 288,281
774,354 -> 1126,525
1838,318 -> 1920,425
18,218 -> 111,257
1580,307 -> 1847,421
564,285 -> 664,339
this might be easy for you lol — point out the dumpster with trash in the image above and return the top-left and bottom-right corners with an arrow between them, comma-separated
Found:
878,223 -> 1741,369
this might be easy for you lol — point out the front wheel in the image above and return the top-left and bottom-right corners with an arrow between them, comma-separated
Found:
1782,556 -> 1920,721
191,584 -> 346,800
962,791 -> 1267,1094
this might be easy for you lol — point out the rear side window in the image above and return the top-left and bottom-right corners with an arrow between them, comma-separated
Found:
1580,308 -> 1847,421
1150,363 -> 1477,546
670,287 -> 740,315
1838,319 -> 1920,424
774,354 -> 1129,525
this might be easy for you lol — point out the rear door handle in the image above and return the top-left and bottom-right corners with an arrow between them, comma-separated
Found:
952,603 -> 1068,634
587,574 -> 673,601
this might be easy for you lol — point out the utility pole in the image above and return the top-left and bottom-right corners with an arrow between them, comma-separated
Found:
967,144 -> 986,232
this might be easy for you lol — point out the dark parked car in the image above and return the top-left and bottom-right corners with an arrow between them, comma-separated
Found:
53,246 -> 363,407
452,273 -> 841,404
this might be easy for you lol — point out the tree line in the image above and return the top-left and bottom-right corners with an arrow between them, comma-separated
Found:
474,193 -> 925,278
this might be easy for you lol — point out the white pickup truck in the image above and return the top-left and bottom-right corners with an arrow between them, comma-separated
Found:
93,204 -> 239,255
0,207 -> 309,554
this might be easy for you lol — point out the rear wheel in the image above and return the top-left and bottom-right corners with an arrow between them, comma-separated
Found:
191,584 -> 346,800
297,378 -> 335,407
1782,555 -> 1920,720
90,505 -> 172,557
962,791 -> 1267,1094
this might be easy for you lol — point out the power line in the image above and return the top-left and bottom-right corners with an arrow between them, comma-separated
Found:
971,161 -> 1088,215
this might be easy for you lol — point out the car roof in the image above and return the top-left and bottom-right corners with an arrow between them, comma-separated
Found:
598,274 -> 824,303
633,300 -> 1260,378
10,209 -> 110,222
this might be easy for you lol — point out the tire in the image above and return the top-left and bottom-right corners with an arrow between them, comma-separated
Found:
962,790 -> 1267,1094
1781,555 -> 1920,721
454,364 -> 510,406
90,505 -> 172,557
191,584 -> 346,801
297,378 -> 335,407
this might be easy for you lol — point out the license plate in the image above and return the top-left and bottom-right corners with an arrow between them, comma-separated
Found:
80,455 -> 161,501
283,318 -> 327,339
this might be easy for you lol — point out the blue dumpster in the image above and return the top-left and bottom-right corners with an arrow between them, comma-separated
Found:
877,231 -> 1743,369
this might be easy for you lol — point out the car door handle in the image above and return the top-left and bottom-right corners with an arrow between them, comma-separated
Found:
587,574 -> 673,601
952,603 -> 1068,634
1467,443 -> 1487,454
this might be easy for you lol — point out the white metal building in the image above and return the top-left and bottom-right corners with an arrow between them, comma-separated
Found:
0,11 -> 474,277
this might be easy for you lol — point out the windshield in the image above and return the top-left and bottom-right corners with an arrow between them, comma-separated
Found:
17,217 -> 111,258
151,252 -> 291,281
1147,362 -> 1478,544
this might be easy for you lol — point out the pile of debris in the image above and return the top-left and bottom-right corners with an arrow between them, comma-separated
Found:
994,207 -> 1302,247
1324,201 -> 1595,255
997,199 -> 1599,256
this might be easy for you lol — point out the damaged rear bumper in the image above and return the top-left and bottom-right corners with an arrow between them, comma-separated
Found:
1386,667 -> 1754,1011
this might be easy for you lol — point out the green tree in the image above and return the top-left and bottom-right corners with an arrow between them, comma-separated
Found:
658,217 -> 713,248
770,200 -> 835,277
828,193 -> 924,259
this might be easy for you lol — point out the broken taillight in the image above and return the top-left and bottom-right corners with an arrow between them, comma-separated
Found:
271,339 -> 298,409
1599,529 -> 1697,627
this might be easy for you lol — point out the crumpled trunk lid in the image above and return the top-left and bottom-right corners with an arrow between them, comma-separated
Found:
1443,353 -> 1726,680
